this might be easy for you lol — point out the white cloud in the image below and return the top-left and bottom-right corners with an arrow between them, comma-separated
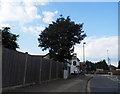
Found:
23,0 -> 52,6
42,11 -> 58,24
0,0 -> 51,24
21,25 -> 45,35
0,23 -> 10,28
74,36 -> 118,66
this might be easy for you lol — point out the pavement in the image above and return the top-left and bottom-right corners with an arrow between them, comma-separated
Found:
2,74 -> 93,93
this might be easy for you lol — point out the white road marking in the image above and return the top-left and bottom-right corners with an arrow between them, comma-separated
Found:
107,76 -> 120,83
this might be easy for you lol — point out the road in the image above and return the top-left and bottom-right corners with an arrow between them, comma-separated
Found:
88,74 -> 120,93
3,75 -> 92,93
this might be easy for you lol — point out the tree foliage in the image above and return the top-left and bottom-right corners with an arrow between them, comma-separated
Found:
86,60 -> 109,71
86,60 -> 96,71
95,60 -> 109,70
1,27 -> 19,50
38,15 -> 86,62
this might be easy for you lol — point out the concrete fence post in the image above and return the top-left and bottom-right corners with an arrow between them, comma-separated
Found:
49,60 -> 52,80
56,61 -> 58,79
61,62 -> 63,78
62,62 -> 64,78
23,52 -> 28,85
39,57 -> 42,83
0,44 -> 2,93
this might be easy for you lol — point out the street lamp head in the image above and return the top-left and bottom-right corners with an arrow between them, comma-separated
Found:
83,42 -> 86,44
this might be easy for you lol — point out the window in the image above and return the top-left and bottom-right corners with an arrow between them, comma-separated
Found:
73,61 -> 76,65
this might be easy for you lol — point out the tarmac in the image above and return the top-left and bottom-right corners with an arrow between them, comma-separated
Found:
2,74 -> 93,93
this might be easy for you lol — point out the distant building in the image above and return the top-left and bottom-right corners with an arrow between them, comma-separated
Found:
96,69 -> 104,71
109,65 -> 116,70
32,53 -> 50,59
116,69 -> 120,71
33,55 -> 45,57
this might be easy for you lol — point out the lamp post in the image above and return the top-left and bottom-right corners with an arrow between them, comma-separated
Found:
82,42 -> 86,74
83,42 -> 86,63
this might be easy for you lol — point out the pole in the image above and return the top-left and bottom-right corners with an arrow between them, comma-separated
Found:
82,42 -> 86,74
83,42 -> 86,63
107,50 -> 111,71
49,60 -> 52,80
39,57 -> 42,83
83,43 -> 84,63
23,52 -> 28,85
107,50 -> 109,65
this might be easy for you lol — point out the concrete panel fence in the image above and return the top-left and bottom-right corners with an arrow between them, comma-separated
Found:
2,47 -> 65,88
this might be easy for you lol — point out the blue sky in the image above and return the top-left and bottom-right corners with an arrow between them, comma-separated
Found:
0,1 -> 118,66
40,2 -> 118,37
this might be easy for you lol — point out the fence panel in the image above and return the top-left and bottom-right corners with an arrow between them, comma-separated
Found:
16,52 -> 26,85
2,48 -> 11,87
2,48 -> 65,88
44,59 -> 50,81
41,58 -> 50,81
11,51 -> 26,86
25,55 -> 41,84
58,62 -> 63,78
51,61 -> 57,79
32,56 -> 42,83
2,48 -> 26,87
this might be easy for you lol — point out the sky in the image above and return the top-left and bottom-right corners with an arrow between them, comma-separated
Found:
0,0 -> 119,67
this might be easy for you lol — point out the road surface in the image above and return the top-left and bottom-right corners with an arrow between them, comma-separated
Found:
88,74 -> 120,93
3,75 -> 92,93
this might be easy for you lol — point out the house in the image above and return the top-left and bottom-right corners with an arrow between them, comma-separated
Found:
42,53 -> 82,75
33,53 -> 81,77
70,53 -> 81,74
32,53 -> 49,59
33,55 -> 45,57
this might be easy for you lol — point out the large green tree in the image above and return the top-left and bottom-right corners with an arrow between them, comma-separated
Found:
38,15 -> 86,62
1,27 -> 19,50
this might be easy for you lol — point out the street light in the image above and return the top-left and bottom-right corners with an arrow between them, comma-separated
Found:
82,42 -> 86,74
83,42 -> 86,63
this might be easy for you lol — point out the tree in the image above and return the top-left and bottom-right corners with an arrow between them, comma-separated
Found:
38,15 -> 86,62
118,61 -> 120,69
95,60 -> 109,70
1,27 -> 19,50
86,60 -> 96,71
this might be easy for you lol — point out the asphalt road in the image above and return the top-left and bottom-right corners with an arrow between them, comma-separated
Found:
3,75 -> 92,93
89,74 -> 120,93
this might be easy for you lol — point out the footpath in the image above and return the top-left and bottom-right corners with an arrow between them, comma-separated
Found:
3,74 -> 93,93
